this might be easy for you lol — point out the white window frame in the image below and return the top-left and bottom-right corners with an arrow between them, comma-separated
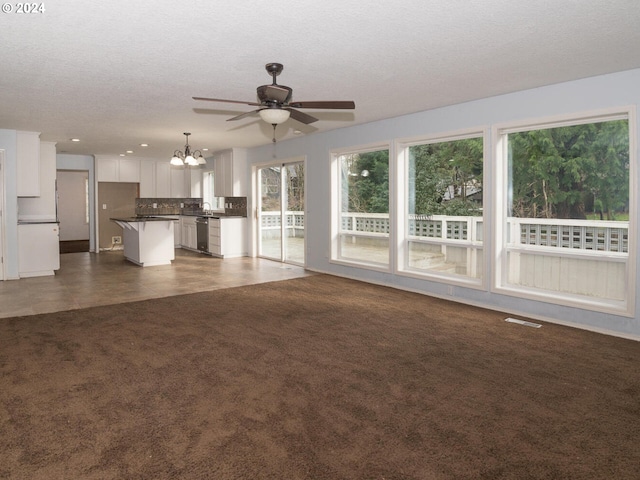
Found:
330,142 -> 393,272
491,106 -> 637,316
395,128 -> 488,290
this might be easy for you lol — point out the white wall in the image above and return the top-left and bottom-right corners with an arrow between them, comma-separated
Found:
245,68 -> 640,339
0,129 -> 19,279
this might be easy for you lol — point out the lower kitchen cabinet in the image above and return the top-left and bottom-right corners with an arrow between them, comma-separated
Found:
180,216 -> 197,251
208,217 -> 247,258
18,222 -> 60,277
173,219 -> 181,247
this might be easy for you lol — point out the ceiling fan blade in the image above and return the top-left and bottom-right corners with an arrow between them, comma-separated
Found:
227,109 -> 261,121
289,100 -> 355,109
193,96 -> 261,107
258,85 -> 291,103
286,108 -> 318,125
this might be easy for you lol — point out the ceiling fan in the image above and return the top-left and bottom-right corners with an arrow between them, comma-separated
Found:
193,62 -> 355,141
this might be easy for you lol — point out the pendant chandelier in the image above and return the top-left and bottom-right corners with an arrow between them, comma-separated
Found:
170,132 -> 206,166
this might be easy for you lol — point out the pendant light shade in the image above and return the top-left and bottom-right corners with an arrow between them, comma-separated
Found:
170,132 -> 205,167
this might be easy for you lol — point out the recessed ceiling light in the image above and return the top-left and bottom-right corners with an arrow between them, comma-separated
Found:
293,130 -> 302,135
71,138 -> 80,142
202,148 -> 209,151
140,143 -> 148,147
119,154 -> 126,157
126,150 -> 133,154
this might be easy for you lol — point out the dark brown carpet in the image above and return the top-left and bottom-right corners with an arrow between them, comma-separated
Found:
1,274 -> 639,479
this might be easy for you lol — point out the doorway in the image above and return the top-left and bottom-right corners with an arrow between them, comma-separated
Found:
57,170 -> 90,253
257,160 -> 305,265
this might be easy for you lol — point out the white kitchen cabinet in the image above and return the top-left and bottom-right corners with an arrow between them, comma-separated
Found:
139,161 -> 172,197
96,156 -> 141,183
17,141 -> 57,221
18,222 -> 60,277
180,216 -> 197,250
156,162 -> 171,197
170,167 -> 186,198
16,131 -> 41,197
139,160 -> 155,197
119,158 -> 140,182
173,219 -> 181,247
208,217 -> 247,258
190,168 -> 203,197
213,148 -> 247,197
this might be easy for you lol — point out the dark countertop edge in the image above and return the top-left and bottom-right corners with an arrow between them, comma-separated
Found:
137,213 -> 247,218
111,217 -> 179,222
18,220 -> 60,225
179,213 -> 247,218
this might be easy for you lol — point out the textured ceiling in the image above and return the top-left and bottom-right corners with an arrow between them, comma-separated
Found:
1,0 -> 640,159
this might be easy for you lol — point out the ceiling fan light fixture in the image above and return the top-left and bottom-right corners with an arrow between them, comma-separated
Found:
259,108 -> 290,125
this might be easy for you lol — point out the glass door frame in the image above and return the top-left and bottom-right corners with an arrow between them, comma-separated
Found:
254,156 -> 306,267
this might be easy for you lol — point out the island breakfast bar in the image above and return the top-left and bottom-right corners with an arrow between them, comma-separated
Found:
110,216 -> 178,267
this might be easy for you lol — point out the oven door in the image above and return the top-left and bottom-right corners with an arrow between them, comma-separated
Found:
196,217 -> 209,253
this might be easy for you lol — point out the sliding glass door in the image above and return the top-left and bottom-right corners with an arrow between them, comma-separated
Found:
258,160 -> 305,265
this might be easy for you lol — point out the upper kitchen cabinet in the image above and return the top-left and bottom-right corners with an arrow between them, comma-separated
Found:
16,131 -> 41,197
170,166 -> 185,198
213,148 -> 247,197
139,160 -> 171,197
96,156 -> 140,183
17,141 -> 57,221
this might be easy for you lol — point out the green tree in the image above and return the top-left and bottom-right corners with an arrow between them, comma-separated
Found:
409,137 -> 483,216
342,150 -> 389,213
509,120 -> 628,220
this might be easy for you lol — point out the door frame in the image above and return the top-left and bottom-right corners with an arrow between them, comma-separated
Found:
252,155 -> 306,266
0,150 -> 5,280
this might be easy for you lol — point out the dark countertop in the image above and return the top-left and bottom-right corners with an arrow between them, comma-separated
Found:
140,213 -> 247,219
111,216 -> 179,222
18,220 -> 60,225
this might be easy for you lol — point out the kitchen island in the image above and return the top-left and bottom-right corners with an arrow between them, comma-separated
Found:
111,216 -> 178,266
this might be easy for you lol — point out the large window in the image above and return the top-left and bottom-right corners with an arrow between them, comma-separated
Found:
399,133 -> 484,283
333,147 -> 390,268
495,111 -> 634,313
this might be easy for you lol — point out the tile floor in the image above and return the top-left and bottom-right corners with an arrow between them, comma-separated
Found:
0,249 -> 313,319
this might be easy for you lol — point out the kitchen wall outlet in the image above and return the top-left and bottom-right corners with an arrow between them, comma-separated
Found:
152,203 -> 157,209
112,236 -> 122,245
102,204 -> 107,209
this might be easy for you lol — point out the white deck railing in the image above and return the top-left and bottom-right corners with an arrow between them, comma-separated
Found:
260,211 -> 628,254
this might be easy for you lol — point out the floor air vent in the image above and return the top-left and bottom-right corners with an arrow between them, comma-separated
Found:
505,317 -> 542,328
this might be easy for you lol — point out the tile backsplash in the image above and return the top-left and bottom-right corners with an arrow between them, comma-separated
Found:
136,197 -> 247,217
224,197 -> 247,217
136,198 -> 201,215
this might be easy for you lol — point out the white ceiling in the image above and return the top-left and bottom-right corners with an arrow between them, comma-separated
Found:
2,0 -> 640,159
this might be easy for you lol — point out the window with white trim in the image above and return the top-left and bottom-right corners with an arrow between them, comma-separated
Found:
333,146 -> 390,268
398,133 -> 484,283
494,111 -> 635,314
